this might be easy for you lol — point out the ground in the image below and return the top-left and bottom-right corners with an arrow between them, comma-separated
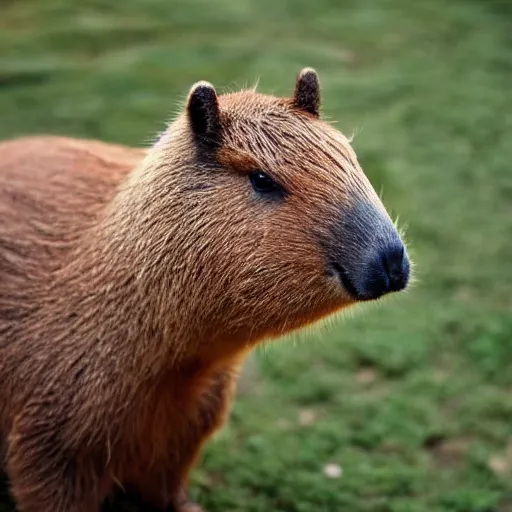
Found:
0,0 -> 511,510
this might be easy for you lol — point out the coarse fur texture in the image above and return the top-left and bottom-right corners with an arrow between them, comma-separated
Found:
0,69 -> 409,511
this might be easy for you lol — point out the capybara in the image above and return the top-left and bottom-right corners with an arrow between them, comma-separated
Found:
0,68 -> 410,511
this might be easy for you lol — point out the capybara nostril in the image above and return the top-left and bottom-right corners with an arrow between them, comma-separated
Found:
383,244 -> 410,292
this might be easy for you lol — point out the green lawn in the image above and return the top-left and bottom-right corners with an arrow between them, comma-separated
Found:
1,0 -> 511,510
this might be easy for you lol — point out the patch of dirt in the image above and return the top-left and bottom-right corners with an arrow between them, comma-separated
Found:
428,436 -> 472,469
298,408 -> 317,426
488,439 -> 512,478
356,367 -> 378,385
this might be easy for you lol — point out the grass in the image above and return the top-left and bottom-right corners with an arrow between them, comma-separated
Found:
1,0 -> 511,510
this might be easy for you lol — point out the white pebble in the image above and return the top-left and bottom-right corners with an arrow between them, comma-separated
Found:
323,463 -> 343,478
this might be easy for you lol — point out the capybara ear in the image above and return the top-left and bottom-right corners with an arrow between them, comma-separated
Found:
187,81 -> 222,146
293,68 -> 321,117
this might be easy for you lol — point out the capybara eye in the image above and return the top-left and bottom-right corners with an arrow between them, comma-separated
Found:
249,171 -> 281,196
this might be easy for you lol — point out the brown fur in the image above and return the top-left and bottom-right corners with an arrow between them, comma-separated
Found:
0,70 -> 407,511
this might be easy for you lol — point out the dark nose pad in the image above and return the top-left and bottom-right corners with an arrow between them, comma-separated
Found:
338,243 -> 410,301
381,245 -> 409,293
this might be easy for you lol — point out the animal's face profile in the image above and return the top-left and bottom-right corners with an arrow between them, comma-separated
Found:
149,68 -> 410,343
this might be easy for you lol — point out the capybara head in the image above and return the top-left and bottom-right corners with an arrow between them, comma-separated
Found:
114,68 -> 410,351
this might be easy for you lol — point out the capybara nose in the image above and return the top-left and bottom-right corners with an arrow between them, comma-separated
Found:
382,244 -> 410,293
337,243 -> 410,301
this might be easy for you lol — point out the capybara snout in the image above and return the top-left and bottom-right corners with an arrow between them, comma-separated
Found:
326,201 -> 410,301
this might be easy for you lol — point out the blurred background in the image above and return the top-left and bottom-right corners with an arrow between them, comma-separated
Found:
1,0 -> 511,511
